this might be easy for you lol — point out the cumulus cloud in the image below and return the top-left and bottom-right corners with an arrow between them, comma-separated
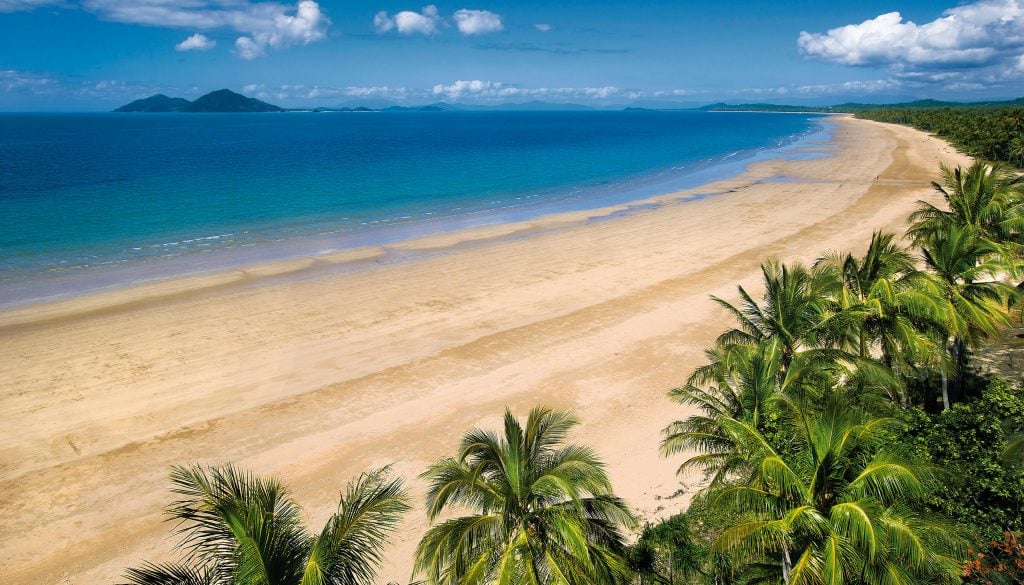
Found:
798,0 -> 1024,82
232,1 -> 328,59
372,10 -> 394,33
430,79 -> 633,102
77,0 -> 329,58
236,80 -> 640,104
533,23 -> 551,32
453,9 -> 503,35
235,36 -> 264,59
432,79 -> 500,98
374,5 -> 441,35
176,33 -> 216,52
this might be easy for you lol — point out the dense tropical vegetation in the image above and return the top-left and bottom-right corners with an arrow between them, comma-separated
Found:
703,99 -> 1024,167
125,157 -> 1022,584
855,107 -> 1024,168
654,159 -> 1023,583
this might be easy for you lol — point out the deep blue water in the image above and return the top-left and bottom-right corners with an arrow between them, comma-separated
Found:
0,110 -> 828,306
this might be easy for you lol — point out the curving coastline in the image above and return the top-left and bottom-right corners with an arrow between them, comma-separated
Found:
0,116 -> 971,584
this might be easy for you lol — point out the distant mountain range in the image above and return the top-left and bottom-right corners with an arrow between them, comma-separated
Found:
115,89 -> 284,113
116,90 -> 1024,114
690,97 -> 1024,113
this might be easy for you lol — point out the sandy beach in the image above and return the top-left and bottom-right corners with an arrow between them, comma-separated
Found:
0,116 -> 970,585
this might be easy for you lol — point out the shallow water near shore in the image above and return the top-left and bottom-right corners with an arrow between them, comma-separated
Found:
0,110 -> 830,308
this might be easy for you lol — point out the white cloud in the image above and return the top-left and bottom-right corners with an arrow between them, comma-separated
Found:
176,33 -> 216,52
233,1 -> 328,59
432,79 -> 501,98
235,36 -> 264,59
372,10 -> 394,33
533,23 -> 551,32
0,69 -> 59,93
375,5 -> 441,35
0,0 -> 62,11
798,0 -> 1024,81
453,9 -> 503,35
653,89 -> 700,97
239,80 -> 639,104
78,0 -> 329,59
430,79 -> 631,102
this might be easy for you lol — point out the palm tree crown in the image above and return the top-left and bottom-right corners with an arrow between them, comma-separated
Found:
908,161 -> 1024,247
705,397 -> 964,584
415,407 -> 637,585
712,261 -> 833,369
815,231 -> 944,373
123,465 -> 409,585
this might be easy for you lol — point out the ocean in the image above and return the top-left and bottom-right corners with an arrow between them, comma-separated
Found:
0,110 -> 830,307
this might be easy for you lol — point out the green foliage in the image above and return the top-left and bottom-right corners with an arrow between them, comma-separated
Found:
122,465 -> 410,585
706,398 -> 965,584
414,406 -> 638,585
627,514 -> 705,584
856,107 -> 1024,167
897,378 -> 1024,541
963,531 -> 1024,585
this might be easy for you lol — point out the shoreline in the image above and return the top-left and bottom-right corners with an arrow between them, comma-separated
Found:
0,113 -> 831,314
0,116 -> 971,585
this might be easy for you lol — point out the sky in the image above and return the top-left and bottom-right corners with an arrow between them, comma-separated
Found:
0,0 -> 1022,110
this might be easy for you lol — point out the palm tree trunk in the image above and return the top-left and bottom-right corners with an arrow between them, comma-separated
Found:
942,335 -> 951,411
781,546 -> 792,584
952,336 -> 966,404
941,369 -> 950,411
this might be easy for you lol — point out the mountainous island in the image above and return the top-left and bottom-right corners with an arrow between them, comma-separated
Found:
115,89 -> 284,113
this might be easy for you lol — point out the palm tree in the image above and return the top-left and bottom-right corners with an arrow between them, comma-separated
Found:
660,339 -> 805,487
908,161 -> 1024,249
815,231 -> 944,372
123,465 -> 409,585
414,407 -> 637,585
918,225 -> 1018,409
701,397 -> 964,584
712,260 -> 834,373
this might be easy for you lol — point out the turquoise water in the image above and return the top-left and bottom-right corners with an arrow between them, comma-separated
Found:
0,111 -> 829,306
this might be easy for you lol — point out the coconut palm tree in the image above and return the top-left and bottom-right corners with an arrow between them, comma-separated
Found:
702,397 -> 964,585
660,340 -> 786,488
414,407 -> 637,585
122,465 -> 409,585
816,231 -> 944,371
908,161 -> 1024,249
919,225 -> 1018,408
712,260 -> 834,373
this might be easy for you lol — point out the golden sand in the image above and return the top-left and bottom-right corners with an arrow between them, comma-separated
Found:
0,117 -> 970,585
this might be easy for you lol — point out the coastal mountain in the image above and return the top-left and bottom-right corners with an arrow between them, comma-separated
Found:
114,89 -> 283,113
184,89 -> 283,112
692,97 -> 1024,113
113,94 -> 191,112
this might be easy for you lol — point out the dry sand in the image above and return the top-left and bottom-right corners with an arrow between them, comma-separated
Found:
0,116 -> 970,585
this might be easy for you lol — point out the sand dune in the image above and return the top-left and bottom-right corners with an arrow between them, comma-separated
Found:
0,117 -> 970,585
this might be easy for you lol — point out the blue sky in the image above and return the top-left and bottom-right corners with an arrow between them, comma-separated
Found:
1,0 -> 1022,110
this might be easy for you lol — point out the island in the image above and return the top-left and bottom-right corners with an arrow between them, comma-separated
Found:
115,89 -> 283,113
